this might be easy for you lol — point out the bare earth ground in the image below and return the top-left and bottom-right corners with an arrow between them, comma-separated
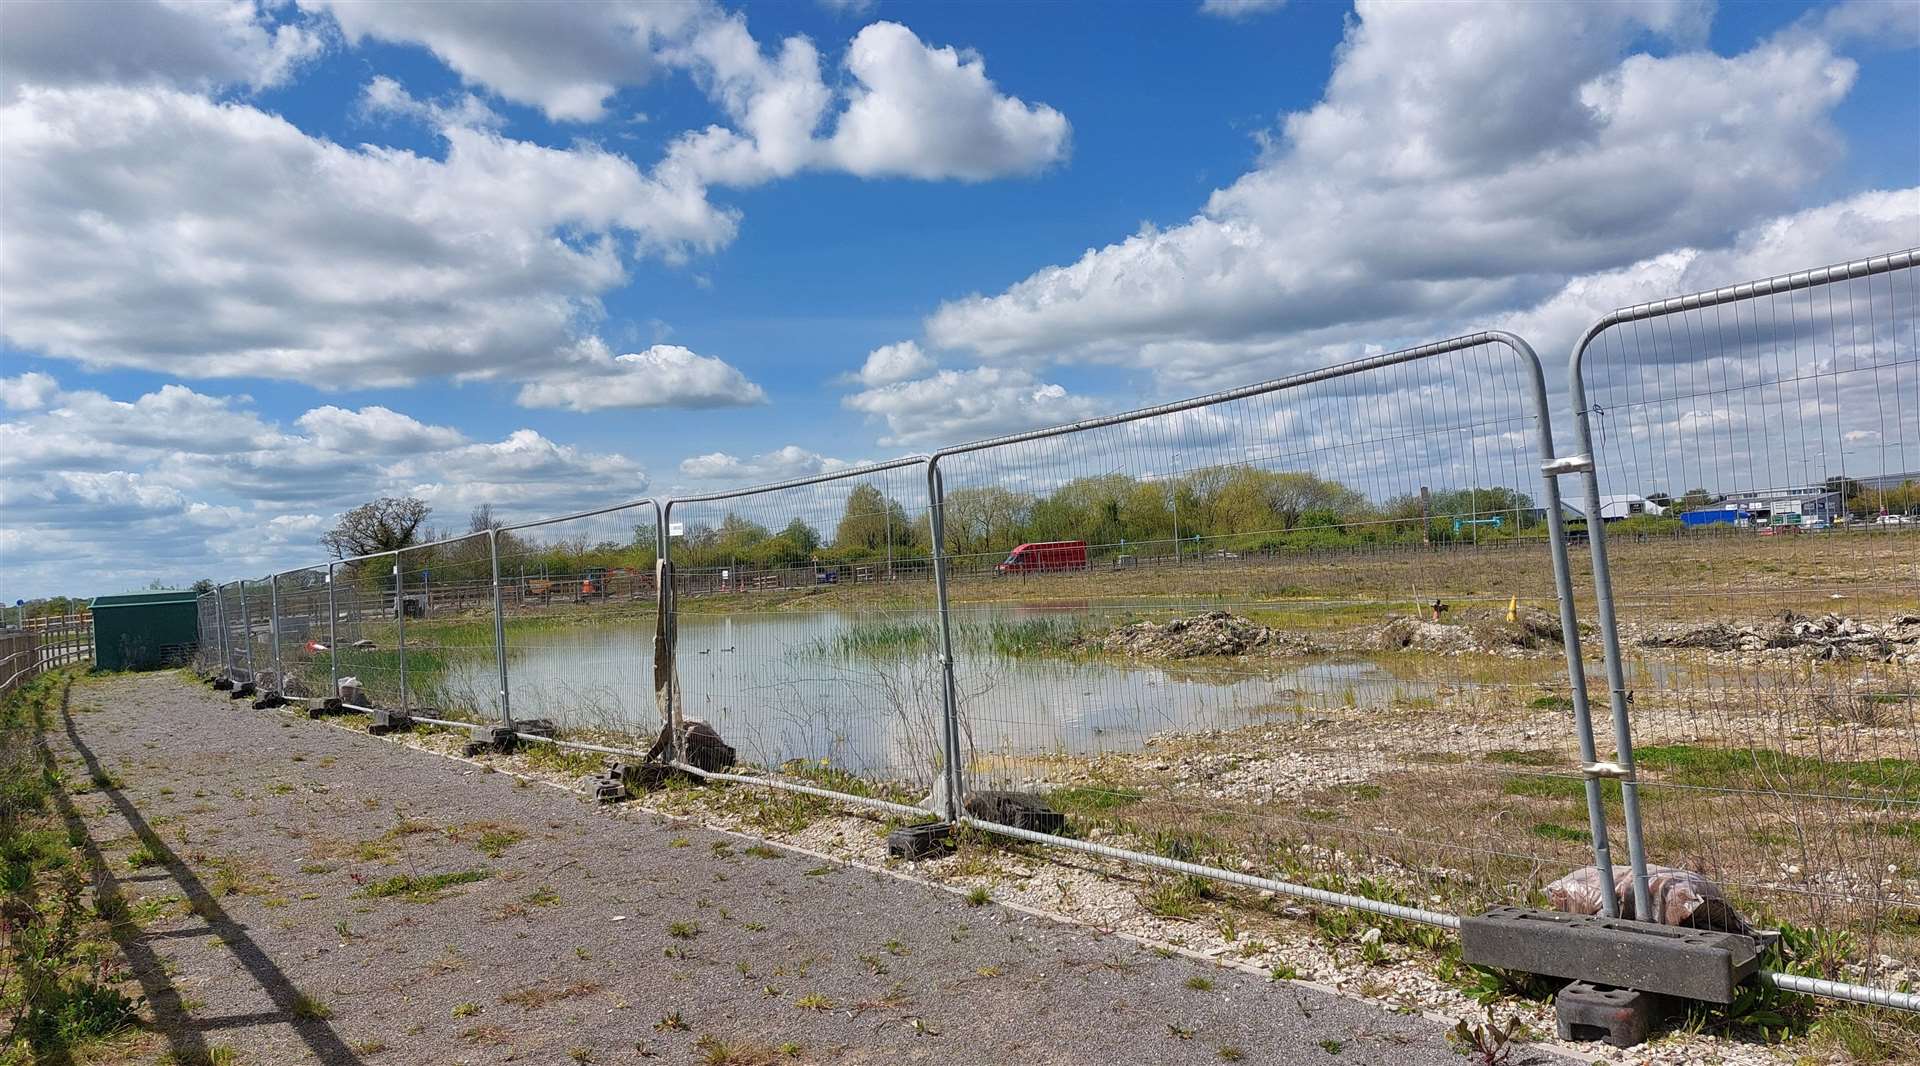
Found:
49,673 -> 1483,1066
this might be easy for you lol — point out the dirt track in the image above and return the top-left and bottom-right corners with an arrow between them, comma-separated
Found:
48,673 -> 1477,1066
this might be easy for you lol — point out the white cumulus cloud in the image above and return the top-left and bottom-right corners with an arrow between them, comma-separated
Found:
843,366 -> 1099,446
0,85 -> 736,389
925,1 -> 1857,386
855,340 -> 937,386
1,0 -> 323,98
679,446 -> 853,482
515,343 -> 768,412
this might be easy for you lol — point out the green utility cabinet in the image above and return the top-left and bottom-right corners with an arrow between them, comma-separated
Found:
90,590 -> 199,671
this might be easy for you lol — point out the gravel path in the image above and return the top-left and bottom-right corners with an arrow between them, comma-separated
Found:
52,673 -> 1480,1065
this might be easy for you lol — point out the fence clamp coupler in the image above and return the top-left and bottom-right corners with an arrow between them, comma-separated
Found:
1541,454 -> 1595,476
1580,761 -> 1632,780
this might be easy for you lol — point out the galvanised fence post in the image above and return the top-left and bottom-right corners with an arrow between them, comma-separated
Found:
657,500 -> 684,764
268,573 -> 284,698
924,460 -> 966,819
326,563 -> 339,699
1497,327 -> 1622,918
488,529 -> 513,730
394,559 -> 408,711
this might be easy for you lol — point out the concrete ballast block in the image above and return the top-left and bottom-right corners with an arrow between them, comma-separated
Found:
1460,905 -> 1760,1003
1555,981 -> 1668,1048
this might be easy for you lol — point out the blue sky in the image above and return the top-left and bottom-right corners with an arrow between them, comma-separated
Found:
1,0 -> 1916,598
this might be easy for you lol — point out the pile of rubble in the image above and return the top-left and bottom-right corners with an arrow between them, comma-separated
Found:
1376,606 -> 1564,656
1080,610 -> 1325,660
1640,611 -> 1920,664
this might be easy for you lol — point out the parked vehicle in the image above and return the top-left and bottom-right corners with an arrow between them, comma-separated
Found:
996,541 -> 1089,575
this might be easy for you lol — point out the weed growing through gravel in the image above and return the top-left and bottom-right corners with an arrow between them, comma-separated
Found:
523,885 -> 561,907
965,886 -> 989,906
452,1002 -> 479,1017
363,868 -> 490,902
292,991 -> 333,1020
654,1011 -> 689,1032
695,1034 -> 785,1065
1185,976 -> 1213,991
668,920 -> 701,939
794,993 -> 834,1011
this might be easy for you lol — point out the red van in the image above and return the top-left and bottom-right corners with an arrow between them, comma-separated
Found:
996,541 -> 1089,575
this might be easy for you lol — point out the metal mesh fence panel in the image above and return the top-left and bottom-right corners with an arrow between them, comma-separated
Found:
492,503 -> 660,741
389,533 -> 503,723
195,593 -> 219,674
219,581 -> 252,685
664,461 -> 941,805
269,567 -> 332,701
1571,249 -> 1919,990
329,555 -> 403,710
928,334 -> 1590,917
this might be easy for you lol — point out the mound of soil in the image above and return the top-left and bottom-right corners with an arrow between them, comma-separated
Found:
1376,606 -> 1563,655
1086,610 -> 1321,659
1641,611 -> 1920,663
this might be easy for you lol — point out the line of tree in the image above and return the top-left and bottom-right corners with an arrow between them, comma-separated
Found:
666,470 -> 1539,571
312,471 -> 1546,587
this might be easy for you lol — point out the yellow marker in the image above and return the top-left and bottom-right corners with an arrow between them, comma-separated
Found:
1507,595 -> 1518,623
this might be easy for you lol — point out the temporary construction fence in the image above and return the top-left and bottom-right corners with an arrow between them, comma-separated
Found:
1,612 -> 93,697
188,249 -> 1919,1015
660,458 -> 943,818
1568,248 -> 1919,1008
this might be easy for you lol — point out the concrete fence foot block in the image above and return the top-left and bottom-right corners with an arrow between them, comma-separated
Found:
887,821 -> 954,861
1555,981 -> 1668,1048
229,682 -> 255,699
368,707 -> 413,735
463,725 -> 516,757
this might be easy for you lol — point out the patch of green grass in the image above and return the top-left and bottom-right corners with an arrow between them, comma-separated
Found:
1141,875 -> 1215,919
1633,744 -> 1917,796
470,826 -> 524,857
964,886 -> 990,907
363,868 -> 490,902
1529,822 -> 1588,844
1185,975 -> 1213,991
1486,749 -> 1563,767
1499,773 -> 1596,800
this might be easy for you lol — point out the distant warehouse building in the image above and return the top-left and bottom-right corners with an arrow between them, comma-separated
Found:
1717,486 -> 1842,526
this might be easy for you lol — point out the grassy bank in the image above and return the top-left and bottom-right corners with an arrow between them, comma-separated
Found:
1,670 -> 143,1062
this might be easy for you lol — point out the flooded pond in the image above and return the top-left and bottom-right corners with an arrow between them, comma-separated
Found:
439,605 -> 1439,777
